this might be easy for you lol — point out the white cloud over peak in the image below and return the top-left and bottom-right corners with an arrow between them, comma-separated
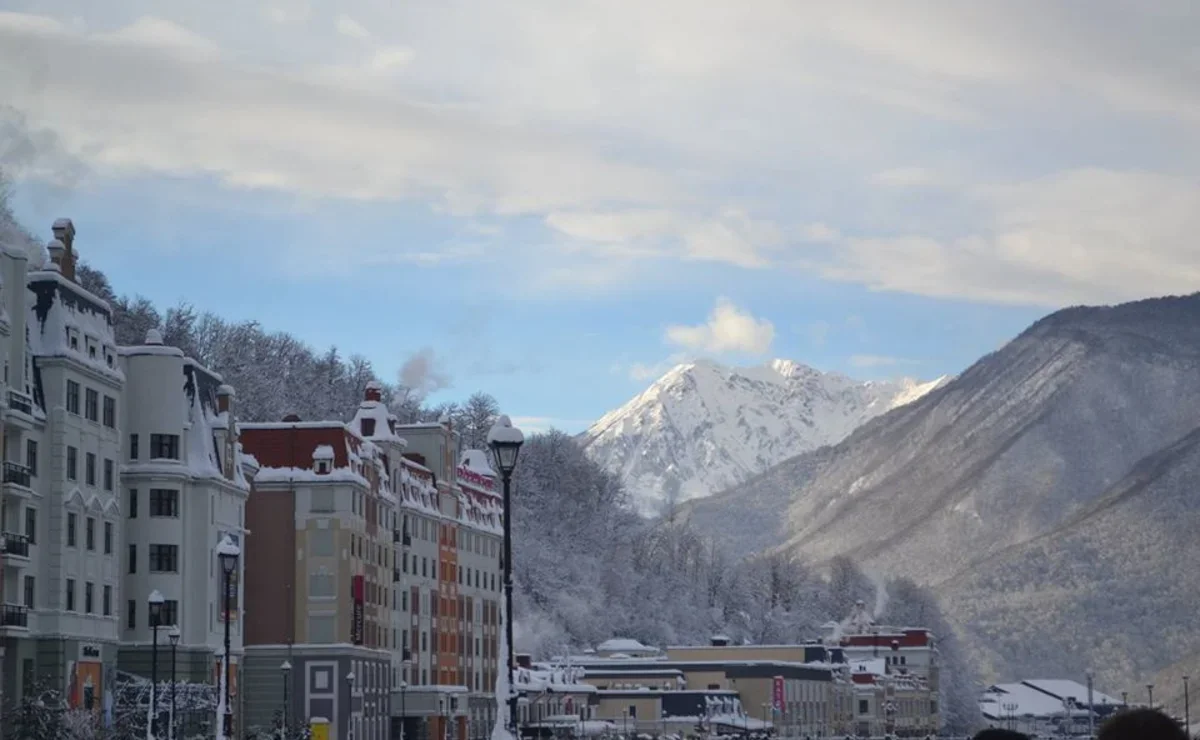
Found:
666,298 -> 775,356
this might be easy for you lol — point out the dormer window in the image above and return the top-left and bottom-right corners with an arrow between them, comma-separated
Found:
86,336 -> 97,359
316,460 -> 330,474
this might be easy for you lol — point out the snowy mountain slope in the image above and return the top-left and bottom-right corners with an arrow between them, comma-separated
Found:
768,294 -> 1200,585
581,358 -> 945,516
940,421 -> 1200,693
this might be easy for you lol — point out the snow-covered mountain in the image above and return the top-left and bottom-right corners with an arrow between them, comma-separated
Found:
581,358 -> 946,516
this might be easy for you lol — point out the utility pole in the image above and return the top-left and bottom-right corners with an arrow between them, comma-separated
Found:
1087,672 -> 1095,740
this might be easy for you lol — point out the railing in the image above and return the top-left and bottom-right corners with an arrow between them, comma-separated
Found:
3,461 -> 31,488
0,531 -> 30,557
7,391 -> 32,416
1,604 -> 29,628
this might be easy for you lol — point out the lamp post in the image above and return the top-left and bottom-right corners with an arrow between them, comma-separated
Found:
282,661 -> 292,740
1147,684 -> 1154,710
149,589 -> 165,740
400,656 -> 411,740
217,536 -> 241,740
1184,675 -> 1190,739
346,672 -> 356,740
169,625 -> 181,740
1087,672 -> 1094,740
1121,691 -> 1128,709
487,415 -> 524,739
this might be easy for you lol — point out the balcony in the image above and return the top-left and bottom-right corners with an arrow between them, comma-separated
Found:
1,604 -> 28,628
3,461 -> 31,489
0,532 -> 30,559
6,391 -> 32,416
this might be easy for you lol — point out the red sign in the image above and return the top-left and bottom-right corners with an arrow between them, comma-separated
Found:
772,676 -> 784,712
456,465 -> 495,491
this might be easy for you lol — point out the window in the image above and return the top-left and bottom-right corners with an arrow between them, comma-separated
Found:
129,434 -> 139,460
149,434 -> 179,460
149,489 -> 179,517
310,489 -> 335,512
128,544 -> 137,574
25,440 -> 37,477
149,544 -> 179,572
85,517 -> 95,550
309,529 -> 335,557
86,453 -> 96,486
67,513 -> 77,547
127,600 -> 136,629
128,489 -> 138,518
23,575 -> 34,608
85,388 -> 98,422
103,585 -> 112,616
104,459 -> 114,491
65,579 -> 76,611
103,396 -> 116,428
67,446 -> 78,480
66,380 -> 80,414
85,582 -> 94,613
308,615 -> 336,643
158,600 -> 178,627
104,522 -> 113,554
859,700 -> 869,715
23,507 -> 35,544
309,571 -> 336,598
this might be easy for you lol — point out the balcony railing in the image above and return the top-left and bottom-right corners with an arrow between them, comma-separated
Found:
0,532 -> 30,558
7,391 -> 32,416
1,604 -> 28,628
3,462 -> 31,488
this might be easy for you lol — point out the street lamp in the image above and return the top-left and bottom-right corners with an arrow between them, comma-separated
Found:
217,536 -> 241,740
346,672 -> 356,740
400,656 -> 411,740
487,415 -> 524,738
281,661 -> 292,740
1086,672 -> 1095,740
1184,676 -> 1190,738
149,589 -> 165,740
169,625 -> 181,740
1147,684 -> 1154,710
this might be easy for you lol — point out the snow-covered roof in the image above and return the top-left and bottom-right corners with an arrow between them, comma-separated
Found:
350,396 -> 407,446
981,683 -> 1092,719
514,664 -> 596,694
1019,679 -> 1120,707
27,269 -> 124,383
313,445 -> 336,461
459,449 -> 495,478
595,638 -> 659,655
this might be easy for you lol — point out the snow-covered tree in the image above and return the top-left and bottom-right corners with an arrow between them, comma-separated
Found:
108,672 -> 219,740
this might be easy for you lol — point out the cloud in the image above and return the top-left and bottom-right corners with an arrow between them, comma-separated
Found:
665,298 -> 775,355
335,14 -> 371,40
1,3 -> 1198,303
510,416 -> 592,434
820,169 -> 1200,306
868,167 -> 939,188
804,320 -> 831,348
849,354 -> 915,368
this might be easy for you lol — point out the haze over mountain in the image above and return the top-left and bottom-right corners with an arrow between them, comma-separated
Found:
683,293 -> 1200,691
581,358 -> 944,516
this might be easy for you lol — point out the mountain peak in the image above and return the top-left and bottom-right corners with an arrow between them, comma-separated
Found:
584,357 -> 942,516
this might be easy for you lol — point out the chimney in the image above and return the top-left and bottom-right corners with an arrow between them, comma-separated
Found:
516,654 -> 532,669
144,329 -> 164,345
46,239 -> 66,272
51,218 -> 77,281
364,381 -> 383,403
216,384 -> 235,414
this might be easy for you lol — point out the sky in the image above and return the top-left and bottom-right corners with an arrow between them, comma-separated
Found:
1,0 -> 1198,434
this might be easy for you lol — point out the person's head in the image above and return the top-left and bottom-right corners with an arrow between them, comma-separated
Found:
1099,708 -> 1187,740
973,729 -> 1030,740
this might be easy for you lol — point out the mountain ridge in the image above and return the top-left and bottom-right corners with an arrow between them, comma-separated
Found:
581,357 -> 945,516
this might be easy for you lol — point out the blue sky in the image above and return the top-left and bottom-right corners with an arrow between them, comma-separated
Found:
2,1 -> 1198,433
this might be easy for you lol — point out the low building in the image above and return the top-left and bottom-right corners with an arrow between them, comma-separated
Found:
980,680 -> 1122,737
512,656 -> 598,729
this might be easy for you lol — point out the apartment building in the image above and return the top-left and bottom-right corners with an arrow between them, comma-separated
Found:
117,331 -> 253,700
239,412 -> 396,740
392,421 -> 504,740
1,219 -> 123,709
